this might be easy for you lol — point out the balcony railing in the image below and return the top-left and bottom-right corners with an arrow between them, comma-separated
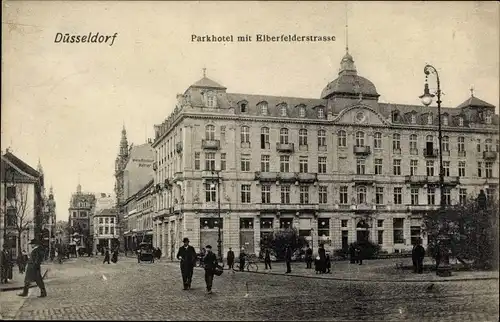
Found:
483,151 -> 497,160
254,171 -> 279,182
276,143 -> 295,153
354,203 -> 375,212
279,172 -> 297,183
202,139 -> 220,150
176,142 -> 183,153
352,174 -> 375,184
423,148 -> 438,158
353,146 -> 371,155
202,170 -> 220,179
405,175 -> 460,186
256,203 -> 319,212
407,205 -> 438,212
297,172 -> 318,183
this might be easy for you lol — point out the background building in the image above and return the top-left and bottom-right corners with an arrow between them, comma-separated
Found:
123,179 -> 154,252
67,184 -> 96,253
1,150 -> 45,257
150,52 -> 499,258
93,208 -> 118,252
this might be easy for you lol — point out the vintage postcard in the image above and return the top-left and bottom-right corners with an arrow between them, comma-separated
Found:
1,1 -> 499,321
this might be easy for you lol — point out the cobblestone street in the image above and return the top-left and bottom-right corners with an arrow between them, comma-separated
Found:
1,257 -> 498,321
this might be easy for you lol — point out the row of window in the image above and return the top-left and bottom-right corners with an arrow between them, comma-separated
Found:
238,101 -> 326,119
98,226 -> 115,235
98,217 -> 115,224
194,152 -> 496,178
72,211 -> 88,218
204,184 -> 496,206
392,111 -> 492,126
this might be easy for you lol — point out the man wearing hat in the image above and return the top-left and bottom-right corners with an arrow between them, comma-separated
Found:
203,245 -> 218,294
176,237 -> 196,290
18,239 -> 47,298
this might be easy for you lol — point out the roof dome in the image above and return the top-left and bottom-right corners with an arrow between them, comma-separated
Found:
190,77 -> 226,90
321,52 -> 379,99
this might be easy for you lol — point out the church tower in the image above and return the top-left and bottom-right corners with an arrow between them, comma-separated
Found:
114,125 -> 129,207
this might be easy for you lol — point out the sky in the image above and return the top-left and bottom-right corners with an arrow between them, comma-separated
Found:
2,1 -> 499,222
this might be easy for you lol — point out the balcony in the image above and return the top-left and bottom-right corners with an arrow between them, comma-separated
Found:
354,203 -> 375,213
353,145 -> 371,155
278,172 -> 297,183
202,139 -> 220,150
423,148 -> 439,158
256,203 -> 319,213
407,205 -> 438,213
352,174 -> 375,185
202,170 -> 220,180
276,143 -> 295,153
297,172 -> 318,184
405,175 -> 430,185
173,172 -> 184,183
176,142 -> 183,153
483,151 -> 497,160
405,175 -> 460,186
254,171 -> 279,183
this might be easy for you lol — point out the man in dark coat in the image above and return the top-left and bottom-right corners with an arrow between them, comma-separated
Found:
264,248 -> 272,270
1,245 -> 13,283
305,245 -> 313,269
412,238 -> 426,274
239,248 -> 246,272
111,248 -> 118,263
103,248 -> 110,264
318,244 -> 327,273
349,244 -> 356,264
176,237 -> 196,290
226,247 -> 235,271
285,245 -> 292,274
355,245 -> 363,265
203,245 -> 218,294
18,239 -> 47,297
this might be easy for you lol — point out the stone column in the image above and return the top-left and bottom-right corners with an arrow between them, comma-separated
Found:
161,220 -> 167,258
254,216 -> 261,256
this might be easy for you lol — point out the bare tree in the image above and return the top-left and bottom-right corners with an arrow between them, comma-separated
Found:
5,184 -> 34,255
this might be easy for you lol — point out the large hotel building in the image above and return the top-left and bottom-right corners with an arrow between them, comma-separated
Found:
150,52 -> 499,259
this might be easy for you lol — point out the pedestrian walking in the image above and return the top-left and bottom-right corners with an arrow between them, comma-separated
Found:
1,245 -> 13,283
226,247 -> 235,272
264,248 -> 272,270
412,238 -> 426,274
355,245 -> 363,265
176,237 -> 196,290
305,245 -> 313,269
239,248 -> 246,272
18,239 -> 47,298
285,245 -> 292,274
111,248 -> 118,263
203,245 -> 218,294
103,248 -> 110,264
349,244 -> 356,264
17,250 -> 28,274
318,244 -> 326,273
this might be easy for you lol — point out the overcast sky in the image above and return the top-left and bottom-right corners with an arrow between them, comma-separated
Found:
2,1 -> 498,221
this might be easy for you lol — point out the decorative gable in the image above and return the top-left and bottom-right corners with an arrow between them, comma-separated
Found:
333,105 -> 390,126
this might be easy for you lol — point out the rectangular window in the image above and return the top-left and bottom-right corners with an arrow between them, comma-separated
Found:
99,218 -> 103,224
356,158 -> 366,175
426,160 -> 434,176
221,153 -> 226,171
105,218 -> 109,224
318,157 -> 327,174
299,186 -> 310,204
317,219 -> 330,237
299,157 -> 308,173
393,218 -> 404,244
477,139 -> 481,152
299,130 -> 308,146
241,184 -> 251,203
376,187 -> 384,204
410,160 -> 418,176
393,187 -> 402,205
443,187 -> 451,205
280,218 -> 293,229
458,161 -> 466,177
410,188 -> 419,205
205,152 -> 216,171
342,231 -> 349,249
443,161 -> 450,176
485,162 -> 493,178
105,227 -> 109,234
110,227 -> 115,235
377,219 -> 384,228
240,218 -> 254,229
220,126 -> 226,141
374,159 -> 383,175
319,186 -> 327,204
261,155 -> 270,172
205,183 -> 216,202
341,220 -> 348,228
317,130 -> 326,147
110,218 -> 114,224
458,137 -> 465,152
260,218 -> 273,229
240,127 -> 250,144
459,188 -> 467,205
99,227 -> 103,235
477,162 -> 483,178
393,159 -> 401,175
241,154 -> 251,172
427,187 -> 435,205
377,230 -> 384,245
339,186 -> 348,204
6,186 -> 16,199
280,186 -> 290,204
486,188 -> 496,200
261,185 -> 271,204
260,128 -> 270,149
410,226 -> 421,245
280,156 -> 290,173
194,152 -> 200,170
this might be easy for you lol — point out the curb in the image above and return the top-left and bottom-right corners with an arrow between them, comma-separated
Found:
245,270 -> 500,283
0,284 -> 36,292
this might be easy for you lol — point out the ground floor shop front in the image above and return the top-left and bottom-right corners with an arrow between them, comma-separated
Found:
152,210 -> 427,259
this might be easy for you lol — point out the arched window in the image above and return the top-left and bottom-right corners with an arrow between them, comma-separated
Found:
442,136 -> 449,151
317,107 -> 325,119
485,138 -> 493,152
357,186 -> 367,204
280,128 -> 289,144
392,133 -> 401,150
338,130 -> 347,147
355,131 -> 365,147
260,127 -> 270,148
206,91 -> 216,107
205,125 -> 215,140
280,104 -> 288,117
409,134 -> 418,152
392,111 -> 399,123
241,126 -> 250,143
299,106 -> 306,118
299,129 -> 308,146
317,129 -> 326,147
426,135 -> 434,144
373,132 -> 382,149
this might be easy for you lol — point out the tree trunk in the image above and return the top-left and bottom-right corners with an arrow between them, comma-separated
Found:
17,233 -> 22,258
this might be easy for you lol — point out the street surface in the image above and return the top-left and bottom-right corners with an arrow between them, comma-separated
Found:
1,256 -> 498,321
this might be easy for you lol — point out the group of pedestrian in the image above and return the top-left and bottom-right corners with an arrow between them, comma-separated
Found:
313,244 -> 331,274
177,237 -> 221,294
103,247 -> 119,264
349,244 -> 364,265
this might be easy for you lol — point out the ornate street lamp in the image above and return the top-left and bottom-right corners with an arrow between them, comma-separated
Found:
420,64 -> 451,276
210,170 -> 222,262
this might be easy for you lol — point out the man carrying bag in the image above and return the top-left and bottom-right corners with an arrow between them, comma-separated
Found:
203,245 -> 221,294
18,239 -> 47,298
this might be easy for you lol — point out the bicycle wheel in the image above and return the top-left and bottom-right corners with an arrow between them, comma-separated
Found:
247,263 -> 258,272
233,264 -> 240,272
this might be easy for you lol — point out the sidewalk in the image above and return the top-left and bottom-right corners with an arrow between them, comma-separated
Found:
245,258 -> 499,283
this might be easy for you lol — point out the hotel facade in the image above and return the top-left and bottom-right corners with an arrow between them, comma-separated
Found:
150,52 -> 499,258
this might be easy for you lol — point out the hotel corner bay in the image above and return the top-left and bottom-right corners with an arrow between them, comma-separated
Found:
118,52 -> 498,259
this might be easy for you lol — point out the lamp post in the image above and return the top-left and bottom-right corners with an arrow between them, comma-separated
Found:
419,64 -> 451,276
210,170 -> 222,262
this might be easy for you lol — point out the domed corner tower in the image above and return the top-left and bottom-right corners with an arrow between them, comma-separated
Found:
321,51 -> 380,114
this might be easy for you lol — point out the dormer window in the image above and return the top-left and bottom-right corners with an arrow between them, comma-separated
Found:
280,104 -> 287,117
485,113 -> 492,124
299,106 -> 306,118
427,114 -> 433,125
260,102 -> 268,116
411,114 -> 416,124
317,107 -> 325,119
391,111 -> 399,123
240,103 -> 247,113
458,117 -> 464,127
206,91 -> 216,108
442,115 -> 448,126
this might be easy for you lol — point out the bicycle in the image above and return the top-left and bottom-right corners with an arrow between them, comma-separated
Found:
233,260 -> 259,272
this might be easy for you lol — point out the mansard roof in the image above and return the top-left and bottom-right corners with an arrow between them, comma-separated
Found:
457,96 -> 495,109
190,77 -> 227,90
